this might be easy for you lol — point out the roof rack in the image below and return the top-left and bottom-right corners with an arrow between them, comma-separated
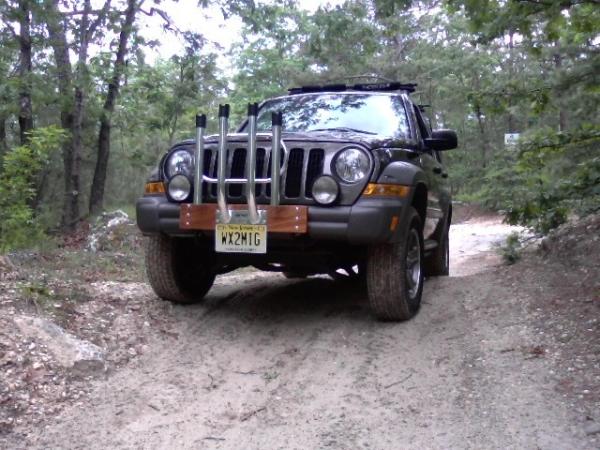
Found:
325,75 -> 395,84
288,82 -> 417,95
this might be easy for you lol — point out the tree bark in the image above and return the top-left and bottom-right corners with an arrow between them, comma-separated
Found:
89,0 -> 138,215
18,0 -> 34,145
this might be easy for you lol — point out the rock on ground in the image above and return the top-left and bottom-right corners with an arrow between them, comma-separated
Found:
0,256 -> 19,281
13,316 -> 105,376
86,210 -> 140,253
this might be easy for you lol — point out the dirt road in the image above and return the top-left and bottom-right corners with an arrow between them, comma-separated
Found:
18,219 -> 592,449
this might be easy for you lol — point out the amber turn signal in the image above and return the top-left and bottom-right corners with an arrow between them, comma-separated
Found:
144,181 -> 165,195
362,183 -> 410,198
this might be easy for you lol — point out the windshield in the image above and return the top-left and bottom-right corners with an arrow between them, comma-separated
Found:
245,93 -> 410,139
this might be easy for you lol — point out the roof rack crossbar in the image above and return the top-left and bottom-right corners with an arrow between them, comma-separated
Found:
287,82 -> 417,95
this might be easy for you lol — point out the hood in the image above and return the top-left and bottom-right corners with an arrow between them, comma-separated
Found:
176,130 -> 413,150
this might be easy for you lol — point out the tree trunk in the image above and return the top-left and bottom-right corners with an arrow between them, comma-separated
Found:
45,0 -> 79,229
507,32 -> 517,134
69,0 -> 93,220
472,70 -> 490,169
44,0 -> 111,228
89,0 -> 138,215
474,102 -> 489,169
0,115 -> 6,160
18,0 -> 34,145
554,49 -> 568,131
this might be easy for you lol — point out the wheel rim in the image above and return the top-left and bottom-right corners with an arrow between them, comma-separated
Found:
405,228 -> 422,299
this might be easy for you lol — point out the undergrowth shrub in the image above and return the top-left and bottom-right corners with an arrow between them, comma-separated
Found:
499,232 -> 522,265
0,127 -> 65,252
464,124 -> 600,234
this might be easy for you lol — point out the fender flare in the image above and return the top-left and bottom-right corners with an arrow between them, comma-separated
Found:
376,161 -> 428,242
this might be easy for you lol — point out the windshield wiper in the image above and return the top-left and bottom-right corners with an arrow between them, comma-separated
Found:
309,127 -> 378,135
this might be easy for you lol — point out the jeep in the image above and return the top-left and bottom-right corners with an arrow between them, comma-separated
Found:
136,81 -> 458,321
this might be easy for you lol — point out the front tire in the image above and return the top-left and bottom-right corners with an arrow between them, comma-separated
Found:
366,207 -> 424,321
145,235 -> 215,304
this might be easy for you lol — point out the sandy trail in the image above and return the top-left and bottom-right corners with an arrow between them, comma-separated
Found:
21,218 -> 586,449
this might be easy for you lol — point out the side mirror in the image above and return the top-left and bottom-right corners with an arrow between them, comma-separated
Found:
424,129 -> 458,151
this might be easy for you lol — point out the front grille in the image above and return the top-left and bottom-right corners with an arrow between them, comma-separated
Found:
285,149 -> 304,198
200,143 -> 325,204
305,149 -> 324,198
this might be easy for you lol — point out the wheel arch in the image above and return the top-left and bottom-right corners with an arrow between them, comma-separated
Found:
411,183 -> 428,228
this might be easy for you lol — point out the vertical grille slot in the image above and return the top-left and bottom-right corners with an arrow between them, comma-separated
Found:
266,147 -> 285,198
284,148 -> 304,198
229,148 -> 246,197
304,149 -> 324,198
202,150 -> 212,175
209,149 -> 218,197
254,148 -> 266,197
201,149 -> 213,201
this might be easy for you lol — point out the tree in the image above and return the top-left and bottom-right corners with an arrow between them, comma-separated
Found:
89,0 -> 140,215
0,0 -> 35,145
0,26 -> 16,160
17,0 -> 33,145
43,0 -> 112,228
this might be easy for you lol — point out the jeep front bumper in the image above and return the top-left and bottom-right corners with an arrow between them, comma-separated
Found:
136,195 -> 408,245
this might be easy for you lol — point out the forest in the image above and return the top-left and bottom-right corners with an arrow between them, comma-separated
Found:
0,0 -> 598,251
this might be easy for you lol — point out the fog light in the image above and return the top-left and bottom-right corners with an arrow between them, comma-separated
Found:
312,175 -> 339,205
167,174 -> 191,202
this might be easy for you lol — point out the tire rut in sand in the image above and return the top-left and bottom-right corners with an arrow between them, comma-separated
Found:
14,220 -> 589,450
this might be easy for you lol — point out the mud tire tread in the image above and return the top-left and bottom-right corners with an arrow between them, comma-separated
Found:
366,207 -> 424,321
145,235 -> 214,304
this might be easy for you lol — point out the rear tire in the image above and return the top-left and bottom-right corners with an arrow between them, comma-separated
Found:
366,207 -> 424,321
145,235 -> 215,304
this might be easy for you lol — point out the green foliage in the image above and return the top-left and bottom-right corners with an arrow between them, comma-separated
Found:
229,3 -> 313,121
469,125 -> 600,234
498,232 -> 522,265
0,127 -> 65,252
510,125 -> 600,232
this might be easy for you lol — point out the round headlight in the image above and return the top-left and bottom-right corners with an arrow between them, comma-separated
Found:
334,148 -> 370,183
165,149 -> 193,178
167,174 -> 191,202
312,175 -> 339,205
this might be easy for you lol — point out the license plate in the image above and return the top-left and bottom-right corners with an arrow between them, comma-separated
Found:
215,223 -> 267,253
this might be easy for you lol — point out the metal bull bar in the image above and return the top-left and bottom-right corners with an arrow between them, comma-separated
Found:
193,103 -> 285,225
